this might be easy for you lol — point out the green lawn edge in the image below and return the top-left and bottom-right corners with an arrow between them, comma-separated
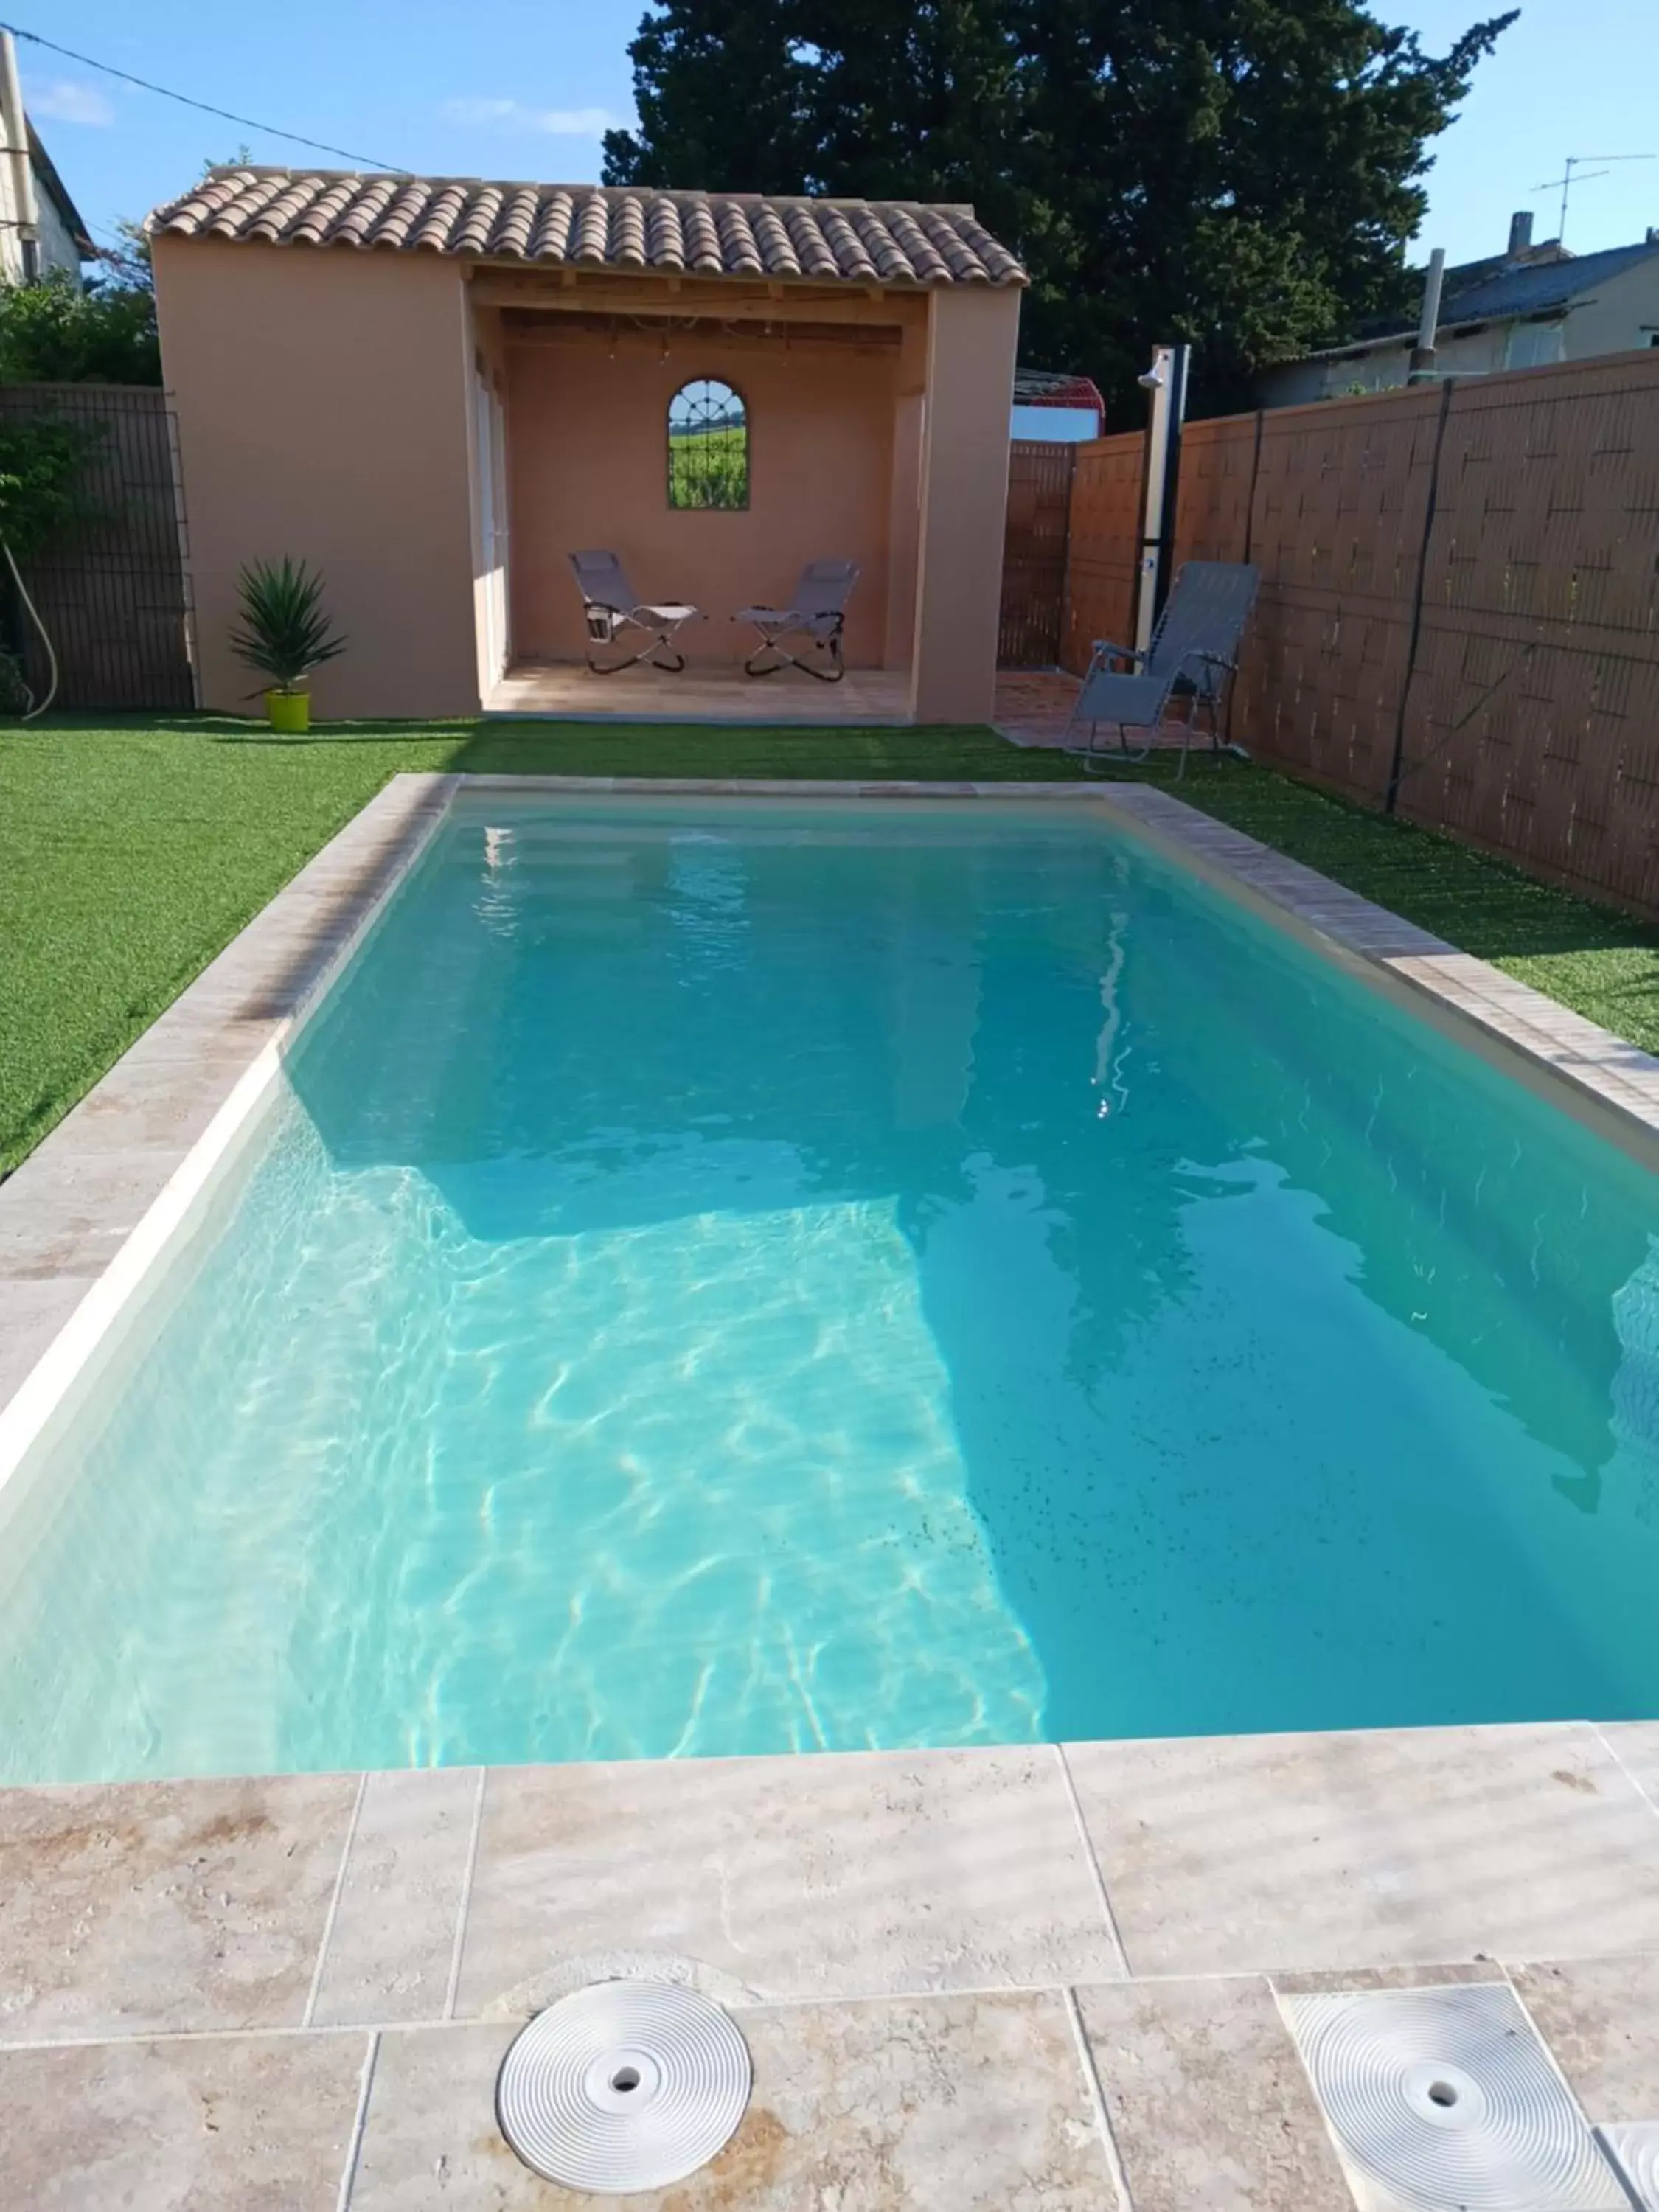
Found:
2,712 -> 1655,1177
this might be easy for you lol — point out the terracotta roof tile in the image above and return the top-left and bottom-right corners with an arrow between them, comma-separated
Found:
495,186 -> 538,257
531,189 -> 576,262
147,167 -> 1026,288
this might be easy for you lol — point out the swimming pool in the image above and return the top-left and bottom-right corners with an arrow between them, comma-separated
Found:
1,789 -> 1656,1783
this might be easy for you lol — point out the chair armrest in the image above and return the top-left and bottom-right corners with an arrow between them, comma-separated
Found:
1092,636 -> 1141,664
1174,649 -> 1239,681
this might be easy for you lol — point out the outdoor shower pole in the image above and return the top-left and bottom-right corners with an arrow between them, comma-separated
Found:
1134,344 -> 1189,657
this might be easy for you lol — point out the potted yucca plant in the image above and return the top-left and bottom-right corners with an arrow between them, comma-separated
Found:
229,557 -> 346,732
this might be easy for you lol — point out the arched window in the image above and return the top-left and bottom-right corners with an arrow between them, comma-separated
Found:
667,379 -> 748,510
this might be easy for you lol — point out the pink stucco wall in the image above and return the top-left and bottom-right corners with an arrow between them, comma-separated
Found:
153,236 -> 480,720
506,321 -> 905,669
910,286 -> 1022,723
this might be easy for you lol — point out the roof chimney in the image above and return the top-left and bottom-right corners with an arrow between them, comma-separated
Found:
1507,210 -> 1534,259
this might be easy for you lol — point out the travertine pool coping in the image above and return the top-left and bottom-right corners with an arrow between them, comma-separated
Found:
1,771 -> 1658,2205
6,1726 -> 1659,2208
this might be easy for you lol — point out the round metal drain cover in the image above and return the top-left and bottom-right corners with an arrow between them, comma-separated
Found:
497,1980 -> 751,2194
1283,1984 -> 1623,2211
1601,2122 -> 1659,2210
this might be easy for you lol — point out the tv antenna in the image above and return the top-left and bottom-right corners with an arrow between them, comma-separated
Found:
1532,153 -> 1655,246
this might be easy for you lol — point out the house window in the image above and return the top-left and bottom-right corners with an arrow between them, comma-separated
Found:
667,379 -> 748,510
1504,319 -> 1566,371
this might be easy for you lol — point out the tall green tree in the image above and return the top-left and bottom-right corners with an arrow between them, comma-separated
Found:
603,0 -> 1514,419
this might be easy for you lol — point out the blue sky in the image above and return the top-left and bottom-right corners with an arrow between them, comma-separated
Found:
22,0 -> 1659,268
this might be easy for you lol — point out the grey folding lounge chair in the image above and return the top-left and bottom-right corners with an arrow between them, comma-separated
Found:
568,549 -> 701,674
1065,560 -> 1259,776
736,560 -> 860,682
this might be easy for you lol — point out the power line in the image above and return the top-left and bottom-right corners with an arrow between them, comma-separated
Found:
3,21 -> 406,173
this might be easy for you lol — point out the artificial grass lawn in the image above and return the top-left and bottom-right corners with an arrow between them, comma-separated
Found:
4,712 -> 1658,1175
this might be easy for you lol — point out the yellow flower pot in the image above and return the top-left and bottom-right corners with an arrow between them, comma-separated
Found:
265,689 -> 310,734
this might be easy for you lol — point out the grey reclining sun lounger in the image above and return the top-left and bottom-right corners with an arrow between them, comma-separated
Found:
737,560 -> 860,682
1065,560 -> 1259,776
569,549 -> 701,674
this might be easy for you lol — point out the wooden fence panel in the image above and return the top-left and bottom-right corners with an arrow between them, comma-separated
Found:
1172,416 -> 1256,562
1228,386 -> 1442,804
1061,431 -> 1143,672
1396,356 -> 1659,912
998,441 -> 1074,667
1033,350 -> 1659,915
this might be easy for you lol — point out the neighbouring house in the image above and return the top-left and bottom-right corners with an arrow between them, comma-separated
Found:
0,33 -> 94,282
1011,369 -> 1105,443
1257,211 -> 1659,408
147,166 -> 1026,723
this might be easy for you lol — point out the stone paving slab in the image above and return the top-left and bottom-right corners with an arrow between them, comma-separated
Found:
453,1745 -> 1125,2015
0,2029 -> 368,2211
0,1773 -> 358,2040
0,1740 -> 1648,2202
1604,1721 -> 1659,1813
1077,1973 -> 1355,2212
310,1767 -> 484,2030
1509,1955 -> 1659,2126
1063,1722 -> 1659,1977
349,1992 -> 1111,2211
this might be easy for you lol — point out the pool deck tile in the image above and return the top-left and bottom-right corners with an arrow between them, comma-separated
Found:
0,1145 -> 200,1281
1269,1958 -> 1506,1995
1509,1955 -> 1659,2125
0,1773 -> 358,2041
0,1274 -> 101,1405
1077,1973 -> 1354,2212
453,1745 -> 1126,2015
1063,1722 -> 1659,1977
309,1767 -> 484,2029
1602,1722 -> 1659,1814
0,2028 -> 368,2211
350,1992 -> 1113,2211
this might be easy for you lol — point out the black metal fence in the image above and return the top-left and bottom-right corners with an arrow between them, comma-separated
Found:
1,382 -> 194,712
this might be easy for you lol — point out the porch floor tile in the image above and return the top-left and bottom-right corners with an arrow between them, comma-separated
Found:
487,661 -> 913,725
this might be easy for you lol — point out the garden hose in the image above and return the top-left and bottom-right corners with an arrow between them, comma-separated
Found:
1,537 -> 58,722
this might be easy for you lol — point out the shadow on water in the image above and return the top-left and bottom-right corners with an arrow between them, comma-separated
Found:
281,793 -> 1659,1745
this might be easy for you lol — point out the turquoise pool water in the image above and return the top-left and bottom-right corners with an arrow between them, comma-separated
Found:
2,793 -> 1657,1782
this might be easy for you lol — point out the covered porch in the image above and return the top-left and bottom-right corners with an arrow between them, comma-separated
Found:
462,193 -> 1026,728
484,661 -> 913,723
